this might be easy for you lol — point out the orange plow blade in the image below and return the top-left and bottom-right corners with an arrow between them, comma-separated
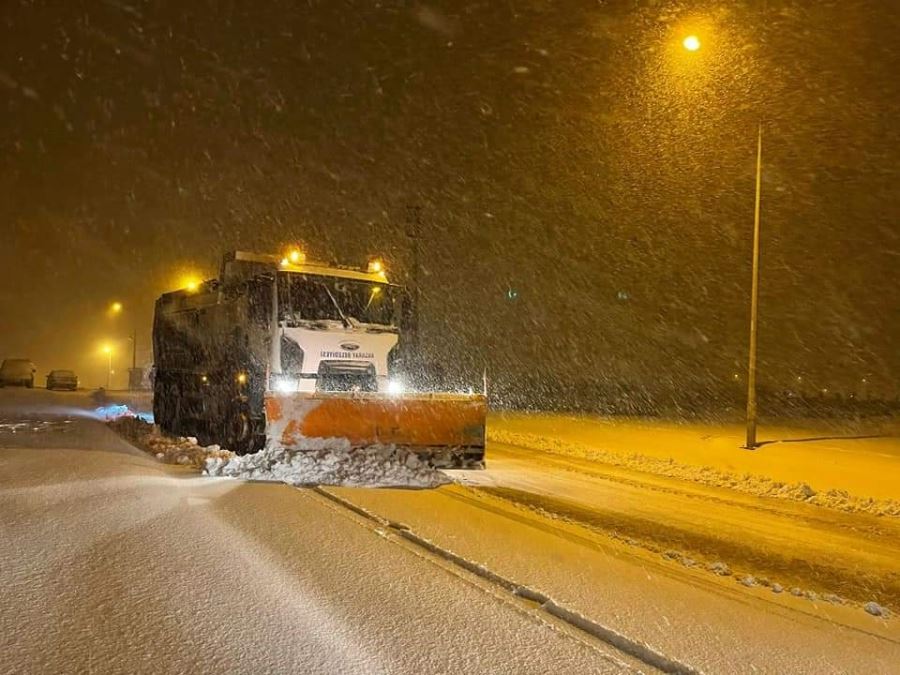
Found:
265,392 -> 486,465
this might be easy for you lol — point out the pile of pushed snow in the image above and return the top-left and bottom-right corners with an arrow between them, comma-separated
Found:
490,429 -> 900,517
204,440 -> 450,488
107,410 -> 451,488
109,416 -> 232,468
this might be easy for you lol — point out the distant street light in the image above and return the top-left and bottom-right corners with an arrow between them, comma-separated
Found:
110,301 -> 123,314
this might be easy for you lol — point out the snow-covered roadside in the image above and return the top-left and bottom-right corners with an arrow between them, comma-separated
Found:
489,429 -> 900,517
108,415 -> 449,488
489,488 -> 892,618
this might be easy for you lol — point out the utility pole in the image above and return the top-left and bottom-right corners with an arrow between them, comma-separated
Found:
745,123 -> 763,449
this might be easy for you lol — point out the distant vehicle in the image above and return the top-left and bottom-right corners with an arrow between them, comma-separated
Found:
0,359 -> 37,388
46,370 -> 79,391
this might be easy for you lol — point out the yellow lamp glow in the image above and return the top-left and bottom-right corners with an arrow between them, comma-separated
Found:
683,35 -> 701,51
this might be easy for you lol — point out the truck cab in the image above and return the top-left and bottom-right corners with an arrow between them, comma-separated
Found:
267,256 -> 404,395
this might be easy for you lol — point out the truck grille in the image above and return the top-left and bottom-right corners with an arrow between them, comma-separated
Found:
316,361 -> 377,392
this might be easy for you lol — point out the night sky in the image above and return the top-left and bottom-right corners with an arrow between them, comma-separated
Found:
1,0 -> 898,398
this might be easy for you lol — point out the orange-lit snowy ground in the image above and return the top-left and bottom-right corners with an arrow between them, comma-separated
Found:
489,412 -> 900,505
339,413 -> 900,672
3,390 -> 898,674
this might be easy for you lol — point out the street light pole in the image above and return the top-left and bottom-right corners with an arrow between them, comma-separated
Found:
111,301 -> 140,390
744,122 -> 763,449
677,34 -> 766,448
106,349 -> 112,390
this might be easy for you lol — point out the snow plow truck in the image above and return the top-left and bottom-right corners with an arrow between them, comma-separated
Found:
152,250 -> 486,466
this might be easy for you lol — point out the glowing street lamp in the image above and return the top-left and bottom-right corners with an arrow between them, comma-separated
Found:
110,301 -> 123,314
679,28 -> 765,449
682,34 -> 701,52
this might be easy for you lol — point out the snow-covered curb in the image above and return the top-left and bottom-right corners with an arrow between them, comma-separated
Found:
489,430 -> 900,517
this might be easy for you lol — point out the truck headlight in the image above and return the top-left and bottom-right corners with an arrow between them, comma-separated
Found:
387,379 -> 405,395
272,376 -> 299,393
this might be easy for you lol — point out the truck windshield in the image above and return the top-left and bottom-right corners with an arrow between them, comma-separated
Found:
280,274 -> 399,327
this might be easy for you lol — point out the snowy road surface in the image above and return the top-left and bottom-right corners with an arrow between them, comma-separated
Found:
2,390 -> 899,674
0,390 -> 626,674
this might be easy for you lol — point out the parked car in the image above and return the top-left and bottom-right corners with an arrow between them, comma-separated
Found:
46,369 -> 79,391
0,359 -> 37,388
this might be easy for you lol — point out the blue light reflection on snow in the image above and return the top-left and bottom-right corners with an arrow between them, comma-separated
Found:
92,404 -> 154,423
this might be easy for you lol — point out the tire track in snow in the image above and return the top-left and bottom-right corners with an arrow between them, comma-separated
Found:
469,484 -> 900,616
311,486 -> 703,675
478,442 -> 900,613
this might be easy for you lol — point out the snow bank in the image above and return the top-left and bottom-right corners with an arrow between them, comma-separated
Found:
490,429 -> 900,517
204,441 -> 451,488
